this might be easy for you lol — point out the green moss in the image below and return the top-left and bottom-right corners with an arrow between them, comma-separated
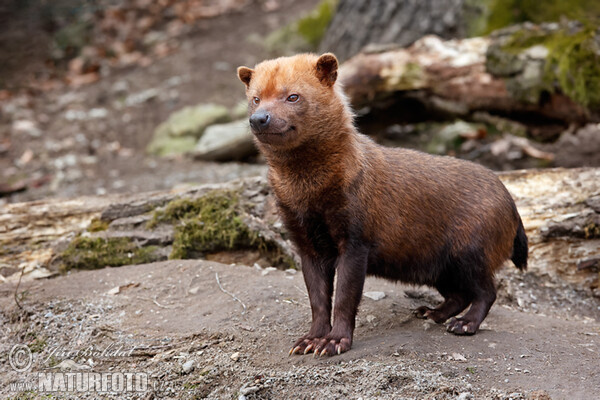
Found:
483,0 -> 600,35
150,190 -> 295,268
386,62 -> 426,91
265,0 -> 338,54
60,237 -> 159,272
88,218 -> 109,232
500,26 -> 600,108
169,193 -> 256,258
464,0 -> 494,37
297,0 -> 338,48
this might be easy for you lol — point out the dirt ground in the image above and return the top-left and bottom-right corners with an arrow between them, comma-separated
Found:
1,260 -> 598,399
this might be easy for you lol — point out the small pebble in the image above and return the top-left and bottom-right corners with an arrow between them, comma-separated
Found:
240,386 -> 259,395
181,360 -> 194,374
363,291 -> 386,301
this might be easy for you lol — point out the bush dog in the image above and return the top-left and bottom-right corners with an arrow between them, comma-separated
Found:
237,53 -> 528,356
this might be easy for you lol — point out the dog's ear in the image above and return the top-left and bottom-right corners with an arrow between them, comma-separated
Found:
237,66 -> 254,87
315,53 -> 338,87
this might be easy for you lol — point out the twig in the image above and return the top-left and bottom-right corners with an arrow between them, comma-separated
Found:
152,295 -> 174,309
215,273 -> 246,314
135,295 -> 175,309
14,268 -> 25,309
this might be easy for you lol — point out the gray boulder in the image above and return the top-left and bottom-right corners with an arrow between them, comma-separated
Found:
193,119 -> 256,161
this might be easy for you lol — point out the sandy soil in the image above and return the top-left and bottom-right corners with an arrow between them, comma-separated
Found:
1,260 -> 598,399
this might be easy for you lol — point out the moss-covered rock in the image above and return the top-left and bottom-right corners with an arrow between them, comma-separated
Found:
149,190 -> 294,268
193,119 -> 256,161
486,22 -> 600,109
426,120 -> 485,155
60,237 -> 160,271
468,0 -> 600,37
147,104 -> 231,157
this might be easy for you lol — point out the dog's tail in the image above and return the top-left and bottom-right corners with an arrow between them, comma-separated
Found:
511,218 -> 528,271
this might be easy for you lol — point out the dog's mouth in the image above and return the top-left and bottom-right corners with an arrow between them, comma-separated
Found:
254,126 -> 296,136
253,126 -> 296,143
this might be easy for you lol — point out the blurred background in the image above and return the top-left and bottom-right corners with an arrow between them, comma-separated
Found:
1,0 -> 599,203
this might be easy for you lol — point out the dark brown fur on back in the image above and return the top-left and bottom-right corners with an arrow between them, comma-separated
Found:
237,53 -> 528,356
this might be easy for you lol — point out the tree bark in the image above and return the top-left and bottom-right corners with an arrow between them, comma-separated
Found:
320,0 -> 467,62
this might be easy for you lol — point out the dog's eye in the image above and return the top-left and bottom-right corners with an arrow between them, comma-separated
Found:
253,97 -> 260,105
286,94 -> 299,103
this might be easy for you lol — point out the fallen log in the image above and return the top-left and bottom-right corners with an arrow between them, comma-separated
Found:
339,22 -> 600,136
0,169 -> 598,304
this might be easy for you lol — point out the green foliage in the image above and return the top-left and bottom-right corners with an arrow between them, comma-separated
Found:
60,237 -> 159,271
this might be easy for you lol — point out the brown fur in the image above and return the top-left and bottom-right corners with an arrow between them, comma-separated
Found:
237,53 -> 528,356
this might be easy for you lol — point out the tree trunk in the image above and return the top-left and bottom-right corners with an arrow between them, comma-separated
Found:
320,0 -> 467,61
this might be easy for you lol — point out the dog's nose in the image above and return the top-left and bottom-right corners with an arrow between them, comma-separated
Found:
249,111 -> 270,131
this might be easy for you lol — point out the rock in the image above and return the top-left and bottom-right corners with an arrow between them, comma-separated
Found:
528,391 -> 552,400
486,21 -> 598,120
363,291 -> 386,301
64,108 -> 108,121
56,359 -> 91,371
125,88 -> 160,106
231,101 -> 249,120
240,386 -> 259,395
147,103 -> 231,157
426,120 -> 485,154
181,360 -> 195,374
230,352 -> 240,361
193,120 -> 256,161
553,124 -> 600,168
12,120 -> 42,137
